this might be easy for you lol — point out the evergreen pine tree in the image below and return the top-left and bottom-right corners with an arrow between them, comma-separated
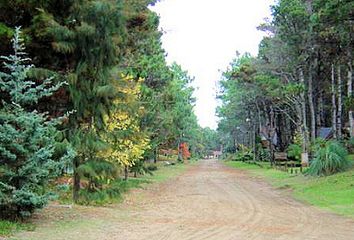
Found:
0,27 -> 75,219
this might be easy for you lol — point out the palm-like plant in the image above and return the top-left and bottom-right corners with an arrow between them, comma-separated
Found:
308,140 -> 351,176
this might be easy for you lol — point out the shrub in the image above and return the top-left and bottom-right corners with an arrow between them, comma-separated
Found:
76,160 -> 118,191
346,137 -> 354,153
77,178 -> 149,205
231,145 -> 253,161
222,153 -> 235,161
130,160 -> 154,177
234,150 -> 254,162
308,140 -> 351,176
287,143 -> 302,161
258,147 -> 270,162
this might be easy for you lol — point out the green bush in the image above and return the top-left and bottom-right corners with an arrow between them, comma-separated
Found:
222,153 -> 234,161
346,137 -> 354,153
76,160 -> 118,191
258,147 -> 270,162
77,178 -> 149,205
308,140 -> 351,176
130,160 -> 154,177
233,151 -> 253,161
287,144 -> 302,161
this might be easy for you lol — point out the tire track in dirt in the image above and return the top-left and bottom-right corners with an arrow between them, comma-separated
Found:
12,159 -> 354,240
126,160 -> 354,240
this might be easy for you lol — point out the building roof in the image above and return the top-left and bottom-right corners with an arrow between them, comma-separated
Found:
319,127 -> 333,140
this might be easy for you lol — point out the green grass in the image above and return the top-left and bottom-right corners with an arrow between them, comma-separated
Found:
4,163 -> 191,240
225,160 -> 354,218
145,162 -> 187,183
0,220 -> 35,237
53,162 -> 188,206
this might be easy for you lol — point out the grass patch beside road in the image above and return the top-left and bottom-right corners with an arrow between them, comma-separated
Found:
53,162 -> 189,206
0,220 -> 34,237
2,162 -> 191,239
225,160 -> 354,218
145,161 -> 188,183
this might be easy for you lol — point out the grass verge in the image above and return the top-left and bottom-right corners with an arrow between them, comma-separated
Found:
53,162 -> 189,206
1,162 -> 190,238
145,162 -> 188,183
225,160 -> 354,218
0,220 -> 34,237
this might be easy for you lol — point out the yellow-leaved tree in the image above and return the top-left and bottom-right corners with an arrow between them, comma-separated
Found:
99,74 -> 150,180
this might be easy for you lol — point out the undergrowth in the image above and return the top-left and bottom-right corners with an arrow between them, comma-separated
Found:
77,178 -> 150,205
0,220 -> 35,237
53,163 -> 186,205
308,140 -> 351,176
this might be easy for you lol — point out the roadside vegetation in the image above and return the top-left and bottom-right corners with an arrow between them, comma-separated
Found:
217,0 -> 354,219
0,0 -> 220,237
0,0 -> 220,206
0,220 -> 35,237
0,162 -> 189,238
225,156 -> 354,218
1,0 -> 353,237
55,161 -> 189,206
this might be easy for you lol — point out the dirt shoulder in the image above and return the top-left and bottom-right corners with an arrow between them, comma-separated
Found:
11,160 -> 354,240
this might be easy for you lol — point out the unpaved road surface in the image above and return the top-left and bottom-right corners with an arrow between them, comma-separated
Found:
13,160 -> 354,240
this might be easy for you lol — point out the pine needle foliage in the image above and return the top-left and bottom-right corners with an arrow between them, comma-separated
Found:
76,160 -> 118,192
130,159 -> 154,177
54,0 -> 127,202
0,28 -> 75,219
0,28 -> 65,106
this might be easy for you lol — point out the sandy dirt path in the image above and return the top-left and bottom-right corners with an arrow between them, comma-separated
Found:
13,159 -> 354,240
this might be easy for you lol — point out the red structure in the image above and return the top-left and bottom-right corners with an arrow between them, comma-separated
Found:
179,142 -> 191,160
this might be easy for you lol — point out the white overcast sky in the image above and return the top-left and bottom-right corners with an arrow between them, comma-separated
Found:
151,0 -> 273,129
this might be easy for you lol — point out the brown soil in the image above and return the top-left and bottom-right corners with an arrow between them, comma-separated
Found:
12,160 -> 354,240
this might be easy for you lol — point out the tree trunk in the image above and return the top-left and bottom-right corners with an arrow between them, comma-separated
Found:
253,122 -> 257,162
332,63 -> 337,139
306,0 -> 316,143
337,65 -> 343,139
348,50 -> 354,138
299,68 -> 309,166
316,91 -> 324,136
73,158 -> 81,203
154,146 -> 159,163
256,101 -> 262,132
124,165 -> 128,181
269,106 -> 275,166
299,68 -> 308,152
233,130 -> 237,152
308,64 -> 316,142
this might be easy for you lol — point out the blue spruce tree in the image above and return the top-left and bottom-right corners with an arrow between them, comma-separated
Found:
0,27 -> 75,219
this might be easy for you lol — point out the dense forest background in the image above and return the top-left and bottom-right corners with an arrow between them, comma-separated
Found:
217,0 -> 353,169
0,0 -> 220,218
0,0 -> 353,221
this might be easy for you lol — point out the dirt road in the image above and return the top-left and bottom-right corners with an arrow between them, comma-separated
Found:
13,160 -> 354,240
